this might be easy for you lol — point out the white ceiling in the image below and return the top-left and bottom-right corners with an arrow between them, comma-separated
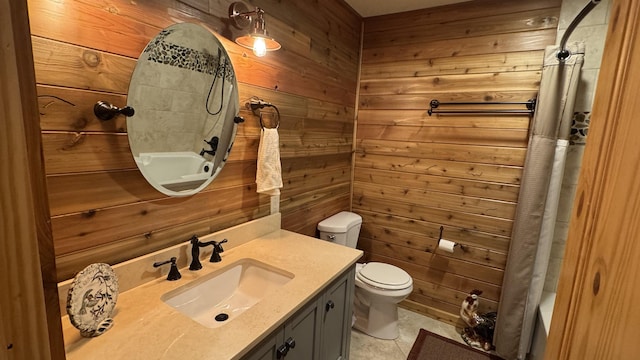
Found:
345,0 -> 472,17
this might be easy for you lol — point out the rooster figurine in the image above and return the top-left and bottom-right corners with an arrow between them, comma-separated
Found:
460,289 -> 497,351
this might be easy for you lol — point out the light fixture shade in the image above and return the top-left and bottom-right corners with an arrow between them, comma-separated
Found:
229,2 -> 281,57
235,34 -> 281,55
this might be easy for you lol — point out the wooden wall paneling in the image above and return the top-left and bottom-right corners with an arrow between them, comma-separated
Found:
359,210 -> 511,253
236,81 -> 356,131
357,110 -> 531,129
364,8 -> 559,49
407,291 -> 464,318
37,85 -> 127,132
357,139 -> 527,166
280,193 -> 351,236
362,29 -> 556,64
238,84 -> 313,119
280,140 -> 352,158
28,0 -> 234,58
230,48 -> 358,106
363,0 -> 561,33
413,280 -> 497,313
360,223 -> 507,268
283,166 -> 351,196
32,31 -> 352,112
282,153 -> 352,174
354,196 -> 513,237
401,299 -> 462,326
360,71 -> 542,95
360,51 -> 545,80
356,0 -> 558,322
27,0 -> 162,59
261,14 -> 313,58
354,182 -> 516,219
355,125 -> 528,147
253,0 -> 362,47
409,277 -> 499,313
31,37 -> 134,94
47,170 -> 158,216
354,168 -> 520,203
251,0 -> 362,75
354,154 -> 523,184
280,183 -> 350,215
46,160 -> 257,216
42,132 -> 134,174
228,40 -> 358,105
27,0 -> 360,285
55,204 -> 272,281
51,182 -> 262,256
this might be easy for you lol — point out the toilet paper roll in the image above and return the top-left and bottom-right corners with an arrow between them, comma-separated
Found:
438,239 -> 456,253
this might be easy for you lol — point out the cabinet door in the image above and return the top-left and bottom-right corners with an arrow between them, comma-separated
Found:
283,298 -> 322,359
243,331 -> 284,360
321,267 -> 355,360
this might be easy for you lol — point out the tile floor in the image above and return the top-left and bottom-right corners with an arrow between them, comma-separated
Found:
349,307 -> 465,360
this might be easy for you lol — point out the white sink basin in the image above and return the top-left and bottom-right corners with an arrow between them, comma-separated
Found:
161,258 -> 294,328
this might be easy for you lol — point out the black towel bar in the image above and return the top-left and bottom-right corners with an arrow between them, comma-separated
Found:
427,99 -> 536,116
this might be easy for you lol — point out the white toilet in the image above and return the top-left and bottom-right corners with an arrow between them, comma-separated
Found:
318,211 -> 413,340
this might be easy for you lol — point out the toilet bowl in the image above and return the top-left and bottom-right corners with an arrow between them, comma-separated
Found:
318,211 -> 414,340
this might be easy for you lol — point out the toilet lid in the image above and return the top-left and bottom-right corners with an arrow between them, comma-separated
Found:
357,262 -> 412,290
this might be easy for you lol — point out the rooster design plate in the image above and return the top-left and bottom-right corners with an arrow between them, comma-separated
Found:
66,263 -> 118,337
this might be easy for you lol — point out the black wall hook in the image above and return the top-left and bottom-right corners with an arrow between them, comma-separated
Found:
94,101 -> 135,121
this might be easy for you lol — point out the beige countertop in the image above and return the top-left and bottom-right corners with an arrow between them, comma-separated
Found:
61,228 -> 362,360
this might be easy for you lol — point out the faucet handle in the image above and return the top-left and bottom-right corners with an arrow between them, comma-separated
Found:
198,239 -> 228,263
215,239 -> 228,253
211,239 -> 229,263
153,257 -> 182,281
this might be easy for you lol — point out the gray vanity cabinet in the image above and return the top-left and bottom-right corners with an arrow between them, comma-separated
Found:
244,300 -> 320,360
243,266 -> 355,360
243,333 -> 281,360
320,268 -> 353,360
283,297 -> 322,359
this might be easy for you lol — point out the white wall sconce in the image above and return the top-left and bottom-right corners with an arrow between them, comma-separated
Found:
229,2 -> 281,57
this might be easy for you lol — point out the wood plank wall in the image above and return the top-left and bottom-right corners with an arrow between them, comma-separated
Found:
27,0 -> 361,282
354,0 -> 561,325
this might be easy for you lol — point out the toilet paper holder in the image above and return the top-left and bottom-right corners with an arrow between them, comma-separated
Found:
436,226 -> 462,253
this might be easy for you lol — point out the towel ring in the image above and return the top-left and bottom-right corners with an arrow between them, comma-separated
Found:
259,105 -> 280,129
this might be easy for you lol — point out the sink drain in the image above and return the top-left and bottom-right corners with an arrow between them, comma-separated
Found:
215,313 -> 229,322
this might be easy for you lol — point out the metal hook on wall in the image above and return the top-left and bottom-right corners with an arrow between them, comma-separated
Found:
93,101 -> 135,121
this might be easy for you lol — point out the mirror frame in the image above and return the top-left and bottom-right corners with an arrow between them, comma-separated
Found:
126,23 -> 240,197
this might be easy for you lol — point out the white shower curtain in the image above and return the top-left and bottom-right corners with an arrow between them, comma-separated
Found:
494,43 -> 584,360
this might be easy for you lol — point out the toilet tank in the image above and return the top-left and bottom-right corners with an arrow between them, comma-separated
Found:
317,211 -> 362,248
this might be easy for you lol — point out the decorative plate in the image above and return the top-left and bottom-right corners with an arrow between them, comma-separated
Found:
66,263 -> 119,337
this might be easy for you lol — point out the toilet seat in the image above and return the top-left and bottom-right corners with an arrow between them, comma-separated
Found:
356,262 -> 412,290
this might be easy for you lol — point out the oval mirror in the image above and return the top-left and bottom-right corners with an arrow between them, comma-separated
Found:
126,23 -> 240,197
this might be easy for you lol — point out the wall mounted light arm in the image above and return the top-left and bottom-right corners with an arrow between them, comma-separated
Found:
93,101 -> 135,121
229,2 -> 281,57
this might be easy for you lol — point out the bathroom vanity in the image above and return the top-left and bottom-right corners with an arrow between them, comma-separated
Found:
59,214 -> 362,360
244,267 -> 355,360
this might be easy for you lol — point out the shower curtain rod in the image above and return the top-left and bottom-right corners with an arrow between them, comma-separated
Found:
557,0 -> 601,61
427,99 -> 536,116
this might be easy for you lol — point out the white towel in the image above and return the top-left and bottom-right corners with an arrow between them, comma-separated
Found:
256,128 -> 283,195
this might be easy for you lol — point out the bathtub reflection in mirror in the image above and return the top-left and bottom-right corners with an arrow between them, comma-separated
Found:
126,23 -> 240,197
